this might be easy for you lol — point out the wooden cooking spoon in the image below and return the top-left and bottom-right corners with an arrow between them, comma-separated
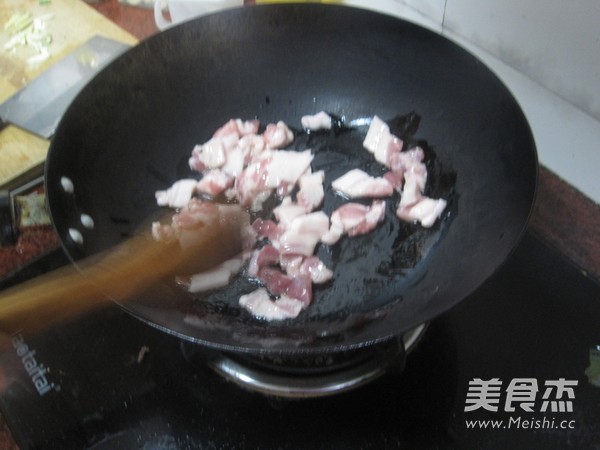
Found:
0,205 -> 247,335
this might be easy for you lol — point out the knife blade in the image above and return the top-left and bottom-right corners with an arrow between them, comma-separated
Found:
0,35 -> 129,139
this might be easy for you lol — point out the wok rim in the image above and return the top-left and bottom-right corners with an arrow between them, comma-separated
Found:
45,3 -> 538,355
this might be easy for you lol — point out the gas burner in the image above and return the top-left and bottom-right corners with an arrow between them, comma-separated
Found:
181,323 -> 427,398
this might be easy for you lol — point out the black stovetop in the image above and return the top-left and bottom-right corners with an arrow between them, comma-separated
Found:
0,232 -> 599,450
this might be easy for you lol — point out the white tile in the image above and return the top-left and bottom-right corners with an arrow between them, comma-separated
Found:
339,0 -> 600,203
397,0 -> 445,26
443,0 -> 600,123
444,32 -> 600,204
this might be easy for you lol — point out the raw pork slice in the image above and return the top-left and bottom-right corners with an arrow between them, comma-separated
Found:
155,179 -> 198,208
195,170 -> 234,197
239,288 -> 303,321
278,211 -> 330,256
331,169 -> 393,199
273,197 -> 308,229
297,170 -> 325,212
184,257 -> 243,293
301,111 -> 332,131
298,256 -> 333,284
263,121 -> 294,149
396,197 -> 447,228
362,115 -> 403,166
264,150 -> 314,189
323,200 -> 386,244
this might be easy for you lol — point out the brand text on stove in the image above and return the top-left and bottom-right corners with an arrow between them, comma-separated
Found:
11,333 -> 59,396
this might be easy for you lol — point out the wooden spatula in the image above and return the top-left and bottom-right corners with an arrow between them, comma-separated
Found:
0,205 -> 247,335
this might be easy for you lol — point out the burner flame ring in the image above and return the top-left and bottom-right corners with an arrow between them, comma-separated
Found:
205,323 -> 427,398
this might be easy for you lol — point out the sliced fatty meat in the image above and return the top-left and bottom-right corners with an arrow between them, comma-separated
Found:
156,115 -> 449,322
396,197 -> 447,228
155,179 -> 198,208
239,288 -> 303,321
330,200 -> 387,238
296,170 -> 325,212
331,168 -> 393,199
362,115 -> 404,166
264,149 -> 314,189
263,121 -> 294,149
195,170 -> 234,197
183,257 -> 244,293
278,211 -> 330,256
301,111 -> 332,131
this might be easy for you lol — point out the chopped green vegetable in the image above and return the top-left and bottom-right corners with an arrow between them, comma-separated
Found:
4,12 -> 33,34
3,12 -> 54,66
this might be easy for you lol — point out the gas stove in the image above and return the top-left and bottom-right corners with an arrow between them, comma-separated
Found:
0,232 -> 599,449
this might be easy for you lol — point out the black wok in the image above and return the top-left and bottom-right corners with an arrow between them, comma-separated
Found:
45,4 -> 537,355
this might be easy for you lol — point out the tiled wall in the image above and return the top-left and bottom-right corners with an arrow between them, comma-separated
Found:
444,0 -> 600,122
345,0 -> 600,204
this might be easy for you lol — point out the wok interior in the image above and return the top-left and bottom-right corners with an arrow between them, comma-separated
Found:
46,4 -> 537,354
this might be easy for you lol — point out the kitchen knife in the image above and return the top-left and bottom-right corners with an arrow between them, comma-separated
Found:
0,35 -> 129,139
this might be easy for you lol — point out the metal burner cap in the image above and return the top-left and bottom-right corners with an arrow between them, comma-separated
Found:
202,323 -> 427,399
